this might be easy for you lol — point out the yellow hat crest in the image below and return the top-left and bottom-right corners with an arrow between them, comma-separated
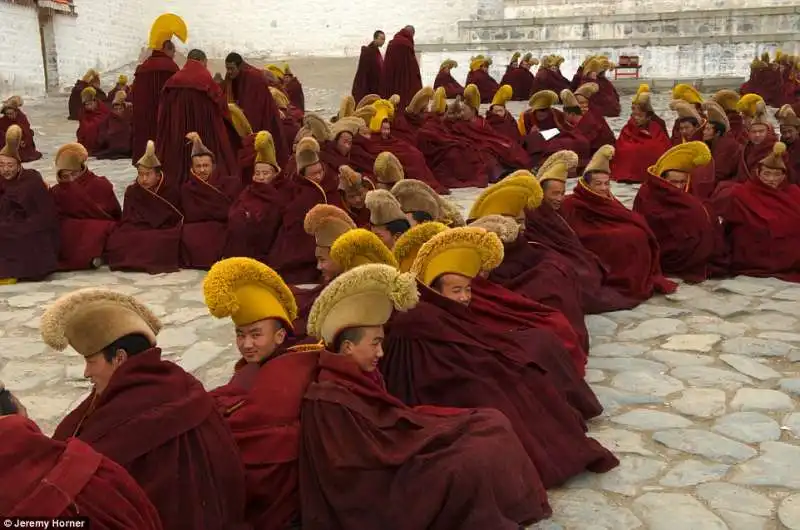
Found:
339,94 -> 356,119
228,103 -> 253,138
304,204 -> 356,248
712,89 -> 740,112
440,59 -> 458,71
254,130 -> 279,170
584,145 -> 615,176
433,87 -> 447,114
463,84 -> 481,111
411,226 -> 504,286
374,151 -> 404,185
736,93 -> 765,117
491,84 -> 513,107
148,13 -> 187,50
369,100 -> 394,133
80,86 -> 97,104
672,83 -> 704,105
538,150 -> 578,184
469,214 -> 521,244
392,221 -> 448,273
760,142 -> 787,171
330,228 -> 399,272
468,171 -> 543,220
269,87 -> 290,109
529,90 -> 559,110
647,141 -> 711,178
406,86 -> 435,114
266,64 -> 285,80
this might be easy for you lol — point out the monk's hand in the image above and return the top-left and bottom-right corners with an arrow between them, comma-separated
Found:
529,125 -> 539,134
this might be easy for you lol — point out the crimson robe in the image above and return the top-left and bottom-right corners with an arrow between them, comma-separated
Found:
77,103 -> 111,155
530,68 -> 571,94
576,107 -> 616,152
433,69 -> 464,97
285,76 -> 305,112
525,126 -> 591,171
465,69 -> 500,103
382,285 -> 618,488
691,134 -> 742,201
180,172 -> 241,269
0,110 -> 42,162
107,84 -> 130,105
132,50 -> 179,163
68,80 -> 106,120
224,181 -> 283,261
485,111 -> 521,143
53,348 -> 248,530
352,43 -> 383,103
380,29 -> 422,107
561,183 -> 677,301
500,66 -> 534,100
416,117 -> 490,188
611,118 -> 671,183
579,73 -> 620,117
106,180 -> 182,274
50,170 -> 121,271
449,117 -> 530,175
787,140 -> 800,184
741,66 -> 785,107
736,138 -> 777,182
0,415 -> 162,528
0,168 -> 59,280
520,107 -> 563,134
350,133 -> 447,193
157,59 -> 241,184
302,350 -> 552,529
94,110 -> 132,159
727,111 -> 748,144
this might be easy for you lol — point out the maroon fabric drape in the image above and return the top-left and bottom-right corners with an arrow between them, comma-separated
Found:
727,111 -> 748,144
787,140 -> 800,184
0,111 -> 42,162
285,77 -> 305,112
380,29 -> 422,107
485,112 -> 522,143
94,110 -> 132,159
500,67 -> 534,100
349,133 -> 447,193
68,80 -> 107,120
302,350 -> 552,529
50,170 -> 121,271
525,127 -> 591,171
433,69 -> 464,97
106,85 -> 130,105
520,107 -> 563,133
0,168 -> 59,280
530,68 -> 572,94
741,66 -> 785,107
578,74 -> 620,117
224,181 -> 283,260
416,117 -> 490,188
0,415 -> 162,528
132,50 -> 179,163
576,107 -> 616,152
611,118 -> 671,183
736,139 -> 777,182
710,134 -> 743,183
352,44 -> 383,103
449,117 -> 530,172
465,69 -> 500,103
77,104 -> 111,155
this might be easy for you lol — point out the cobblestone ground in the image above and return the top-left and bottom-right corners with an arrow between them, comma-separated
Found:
2,65 -> 798,529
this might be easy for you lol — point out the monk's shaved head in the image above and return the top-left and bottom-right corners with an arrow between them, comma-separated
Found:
225,52 -> 244,67
404,25 -> 415,36
187,49 -> 207,62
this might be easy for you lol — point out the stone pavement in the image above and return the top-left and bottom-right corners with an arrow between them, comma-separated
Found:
2,83 -> 798,529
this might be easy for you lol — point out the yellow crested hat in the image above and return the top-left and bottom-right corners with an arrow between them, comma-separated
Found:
575,82 -> 599,100
0,125 -> 21,161
228,103 -> 253,138
583,145 -> 615,176
254,130 -> 280,170
393,221 -> 449,273
330,228 -> 399,272
469,214 -> 521,244
369,99 -> 394,133
648,141 -> 711,178
433,87 -> 447,114
669,99 -> 701,121
411,226 -> 504,286
390,179 -> 441,219
633,83 -> 653,112
760,142 -> 787,171
148,13 -> 187,49
529,89 -> 559,110
356,93 -> 380,109
302,113 -> 332,142
365,189 -> 406,226
538,150 -> 578,184
468,171 -> 543,220
136,140 -> 161,169
266,64 -> 285,80
702,100 -> 729,132
269,87 -> 290,109
469,55 -> 488,71
203,257 -> 297,328
81,69 -> 99,83
777,104 -> 800,128
712,89 -> 740,112
510,51 -> 521,64
583,57 -> 606,74
750,100 -> 771,127
80,86 -> 97,104
55,143 -> 89,172
672,83 -> 704,105
560,89 -> 579,110
463,84 -> 481,111
117,74 -> 128,85
440,59 -> 458,71
407,86 -> 435,114
304,204 -> 356,248
331,116 -> 364,140
338,94 -> 356,119
295,136 -> 321,172
374,151 -> 404,185
736,93 -> 765,117
338,164 -> 365,193
491,84 -> 513,107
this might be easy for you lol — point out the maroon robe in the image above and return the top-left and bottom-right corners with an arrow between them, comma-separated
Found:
500,66 -> 534,100
224,181 -> 282,261
561,183 -> 678,301
787,140 -> 800,184
611,118 -> 672,183
132,50 -> 179,163
465,69 -> 500,103
741,66 -> 785,107
530,68 -> 571,95
157,59 -> 241,184
107,84 -> 130,105
53,348 -> 248,530
692,134 -> 742,201
520,107 -> 563,134
68,80 -> 107,120
180,172 -> 241,269
736,138 -> 777,182
284,76 -> 305,112
302,350 -> 552,529
0,168 -> 59,280
77,103 -> 111,155
0,110 -> 42,162
417,117 -> 490,188
433,69 -> 464,97
382,285 -> 618,489
485,111 -> 521,143
106,180 -> 182,274
525,126 -> 592,171
0,415 -> 162,528
450,117 -> 530,174
576,107 -> 616,152
580,73 -> 620,117
94,110 -> 132,159
352,43 -> 383,103
380,29 -> 422,107
50,170 -> 121,271
350,133 -> 447,193
727,111 -> 748,144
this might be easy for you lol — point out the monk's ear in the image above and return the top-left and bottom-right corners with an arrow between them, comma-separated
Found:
113,349 -> 129,367
275,326 -> 287,346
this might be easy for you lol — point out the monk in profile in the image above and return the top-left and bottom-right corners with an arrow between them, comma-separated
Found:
107,74 -> 130,104
561,146 -> 677,301
280,64 -> 305,112
338,165 -> 372,227
68,69 -> 105,120
94,91 -> 133,159
352,30 -> 385,103
485,84 -> 521,142
268,87 -> 301,145
712,90 -> 747,143
670,99 -> 705,144
105,141 -> 182,274
0,125 -> 59,284
575,56 -> 620,117
380,25 -> 422,107
696,100 -> 741,198
391,178 -> 446,226
530,55 -> 571,94
45,289 -> 248,529
611,85 -> 670,183
50,143 -> 121,271
433,59 -> 464,97
465,56 -> 500,103
521,89 -> 591,170
0,96 -> 41,162
364,189 -> 411,248
76,87 -> 110,155
777,104 -> 800,180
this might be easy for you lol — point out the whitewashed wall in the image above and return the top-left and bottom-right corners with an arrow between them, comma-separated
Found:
0,3 -> 46,96
505,0 -> 800,18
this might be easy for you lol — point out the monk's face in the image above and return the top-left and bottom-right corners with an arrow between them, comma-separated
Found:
489,105 -> 506,118
380,120 -> 391,139
191,155 -> 214,181
586,172 -> 612,198
336,132 -> 353,156
344,186 -> 366,210
303,162 -> 324,183
2,108 -> 16,120
702,122 -> 717,141
112,103 -> 125,117
137,166 -> 161,190
534,109 -> 550,122
480,64 -> 489,73
84,100 -> 98,112
434,273 -> 473,306
225,62 -> 240,79
576,95 -> 590,114
749,124 -> 768,145
84,350 -> 126,396
565,111 -> 581,126
374,33 -> 386,47
678,120 -> 697,140
57,168 -> 83,184
586,71 -> 598,80
781,125 -> 798,144
315,246 -> 343,283
631,105 -> 648,127
542,180 -> 566,210
758,166 -> 787,189
370,224 -> 396,248
339,326 -> 384,372
0,154 -> 20,180
253,162 -> 277,184
662,170 -> 690,190
235,319 -> 287,364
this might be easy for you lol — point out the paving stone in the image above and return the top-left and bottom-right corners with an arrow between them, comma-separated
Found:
712,412 -> 781,443
658,460 -> 730,487
584,369 -> 605,383
161,307 -> 212,326
611,371 -> 684,397
670,388 -> 727,417
6,292 -> 58,308
645,350 -> 714,366
591,386 -> 663,415
585,314 -> 618,336
714,278 -> 777,297
632,305 -> 691,318
757,331 -> 800,342
686,294 -> 752,317
780,379 -> 800,396
587,357 -> 667,374
157,326 -> 200,350
632,492 -> 727,530
696,482 -> 773,517
596,455 -> 668,496
730,388 -> 794,412
670,366 -> 753,390
757,301 -> 800,315
685,315 -> 750,337
590,428 -> 655,456
590,342 -> 649,358
617,318 -> 687,341
0,362 -> 65,391
652,429 -> 757,464
611,409 -> 693,430
0,338 -> 50,359
742,311 -> 798,329
548,489 -> 642,529
715,510 -> 769,530
664,284 -> 710,302
661,334 -> 720,352
718,354 -> 782,380
175,342 -> 228,373
730,441 -> 800,488
779,494 -> 800,530
720,336 -> 794,357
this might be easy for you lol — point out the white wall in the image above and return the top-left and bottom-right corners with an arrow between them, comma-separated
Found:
505,0 -> 800,18
0,3 -> 46,96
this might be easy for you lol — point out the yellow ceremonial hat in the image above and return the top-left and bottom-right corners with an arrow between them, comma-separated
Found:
583,145 -> 615,176
228,103 -> 253,138
118,74 -> 128,85
712,89 -> 740,112
491,84 -> 513,107
304,204 -> 356,248
266,64 -> 285,79
648,141 -> 711,178
760,142 -> 787,171
253,130 -> 280,171
407,86 -> 434,114
440,59 -> 458,71
339,95 -> 356,119
390,179 -> 441,219
528,89 -> 559,110
468,170 -> 543,220
633,84 -> 653,112
469,55 -> 487,71
374,151 -> 404,185
330,228 -> 399,272
0,125 -> 21,161
672,83 -> 704,105
463,84 -> 481,111
469,214 -> 521,244
432,87 -> 447,114
148,13 -> 188,50
736,93 -> 765,117
369,99 -> 394,133
365,189 -> 406,226
702,101 -> 730,133
411,226 -> 504,286
538,150 -> 578,184
392,221 -> 448,273
269,87 -> 290,109
80,86 -> 97,104
203,257 -> 297,328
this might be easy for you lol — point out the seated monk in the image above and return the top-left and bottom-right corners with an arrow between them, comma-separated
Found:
0,412 -> 162,528
68,69 -> 106,121
380,26 -> 422,107
50,143 -> 121,271
611,85 -> 671,183
777,104 -> 800,182
390,178 -> 447,227
364,189 -> 411,248
530,54 -> 571,94
465,55 -> 500,103
107,74 -> 130,105
735,100 -> 781,183
696,100 -> 741,199
0,125 -> 59,284
500,53 -> 536,101
338,165 -> 372,227
351,31 -> 385,103
432,58 -> 464,97
522,90 -> 591,170
390,87 -> 435,145
737,93 -> 777,143
45,289 -> 249,529
561,145 -> 677,301
518,89 -> 563,134
485,84 -> 521,142
180,132 -> 242,269
319,115 -> 361,174
204,257 -> 318,530
106,141 -> 183,274
634,142 -> 723,283
670,98 -> 706,145
302,263 -> 553,528
577,57 -> 620,118
0,96 -> 42,162
571,82 -> 616,149
722,142 -> 800,281
225,131 -> 283,260
712,90 -> 747,144
94,91 -> 133,160
76,87 -> 110,155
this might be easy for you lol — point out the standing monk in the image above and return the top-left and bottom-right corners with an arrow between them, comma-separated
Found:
352,30 -> 385,103
131,14 -> 184,163
45,289 -> 249,530
381,26 -> 422,108
0,96 -> 42,162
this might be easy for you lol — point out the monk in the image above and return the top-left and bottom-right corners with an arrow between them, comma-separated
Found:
224,53 -> 289,166
432,59 -> 464,97
49,143 -> 121,271
282,64 -> 305,112
712,90 -> 747,144
485,85 -> 521,142
94,91 -> 133,159
269,87 -> 301,147
500,53 -> 536,101
105,141 -> 183,274
68,69 -> 105,120
0,413 -> 162,528
521,90 -> 591,169
671,99 -> 705,146
389,87 -> 433,145
722,142 -> 800,281
777,104 -> 800,182
572,83 -> 616,147
107,74 -> 130,104
157,49 -> 240,185
735,101 -> 779,182
561,145 -> 677,301
391,178 -> 445,226
697,100 -> 742,198
338,165 -> 372,227
352,30 -> 385,103
634,142 -> 722,282
611,85 -> 671,183
465,56 -> 500,103
45,289 -> 248,530
319,116 -> 360,174
380,26 -> 422,107
577,57 -> 620,117
76,87 -> 111,155
365,189 -> 411,248
302,263 -> 553,528
530,55 -> 571,94
0,125 -> 59,283
0,96 -> 41,162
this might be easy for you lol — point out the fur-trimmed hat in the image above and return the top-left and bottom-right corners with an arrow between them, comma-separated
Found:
583,145 -> 614,176
702,100 -> 730,133
632,83 -> 653,113
40,289 -> 161,357
411,226 -> 504,286
365,189 -> 406,226
369,99 -> 395,133
338,94 -> 356,120
438,198 -> 466,227
186,131 -> 214,159
117,74 -> 128,86
712,89 -> 740,113
390,179 -> 441,219
330,116 -> 363,140
374,151 -> 404,185
491,84 -> 513,108
228,104 -> 253,138
338,165 -> 366,193
560,89 -> 580,112
407,87 -> 434,114
330,228 -> 398,272
203,257 -> 297,328
0,125 -> 22,162
736,94 -> 765,118
112,90 -> 128,107
307,263 -> 419,346
304,204 -> 356,248
777,104 -> 800,128
81,69 -> 99,83
269,87 -> 290,109
440,59 -> 457,71
80,86 -> 97,104
538,150 -> 578,184
353,105 -> 377,128
303,113 -> 333,142
469,214 -> 521,244
356,93 -> 381,109
670,99 -> 701,122
750,100 -> 771,128
55,143 -> 89,172
392,221 -> 448,273
136,140 -> 161,169
509,51 -> 521,64
432,87 -> 447,114
1,96 -> 22,113
468,171 -> 543,219
759,142 -> 787,171
254,130 -> 280,171
529,89 -> 559,111
469,55 -> 489,72
648,141 -> 711,178
574,82 -> 599,101
266,64 -> 285,80
672,83 -> 703,105
463,84 -> 481,111
583,57 -> 606,74
148,13 -> 187,50
388,94 -> 401,109
296,136 -> 321,172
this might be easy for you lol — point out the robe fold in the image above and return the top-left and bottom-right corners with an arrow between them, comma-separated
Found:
450,118 -> 530,174
53,348 -> 248,530
0,168 -> 59,280
50,170 -> 121,271
741,66 -> 785,107
77,104 -> 111,155
68,80 -> 106,120
581,74 -> 620,117
132,50 -> 179,163
352,43 -> 383,103
224,180 -> 283,260
486,112 -> 522,143
531,68 -> 572,94
736,139 -> 777,182
611,118 -> 672,183
787,140 -> 800,183
350,134 -> 446,193
416,118 -> 490,188
500,67 -> 534,100
94,110 -> 133,159
561,183 -> 677,301
576,107 -> 616,152
285,77 -> 305,112
727,111 -> 748,144
525,127 -> 591,171
389,112 -> 419,145
0,110 -> 42,162
382,286 -> 618,488
0,415 -> 162,528
433,69 -> 464,97
107,85 -> 130,106
465,69 -> 500,103
157,59 -> 241,185
380,29 -> 422,107
691,134 -> 742,200
106,181 -> 182,274
302,350 -> 552,529
180,172 -> 241,269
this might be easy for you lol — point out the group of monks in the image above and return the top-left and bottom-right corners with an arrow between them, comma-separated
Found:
741,50 -> 800,108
